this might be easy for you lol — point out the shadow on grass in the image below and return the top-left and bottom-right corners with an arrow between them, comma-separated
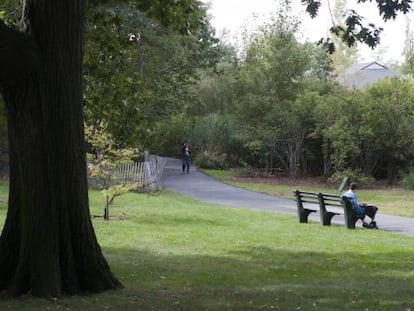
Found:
97,244 -> 414,311
0,237 -> 412,310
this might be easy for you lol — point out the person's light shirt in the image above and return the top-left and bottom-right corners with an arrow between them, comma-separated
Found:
342,189 -> 359,209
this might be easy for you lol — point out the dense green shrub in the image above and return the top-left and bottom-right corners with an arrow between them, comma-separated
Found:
329,168 -> 375,186
147,114 -> 192,157
402,168 -> 414,190
193,150 -> 227,169
189,114 -> 242,168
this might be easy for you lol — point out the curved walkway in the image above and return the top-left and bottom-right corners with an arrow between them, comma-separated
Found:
162,157 -> 414,237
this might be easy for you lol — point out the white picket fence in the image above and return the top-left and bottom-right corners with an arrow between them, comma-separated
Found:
112,156 -> 167,192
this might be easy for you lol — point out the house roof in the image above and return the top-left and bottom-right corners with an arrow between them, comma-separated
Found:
342,61 -> 400,89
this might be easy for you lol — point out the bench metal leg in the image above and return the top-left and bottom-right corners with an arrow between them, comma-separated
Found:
344,210 -> 360,229
321,212 -> 338,226
299,208 -> 315,223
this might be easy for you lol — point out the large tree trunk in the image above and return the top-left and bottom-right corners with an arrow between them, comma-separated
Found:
0,0 -> 122,298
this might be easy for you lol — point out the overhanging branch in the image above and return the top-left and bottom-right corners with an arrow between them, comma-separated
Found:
0,20 -> 41,87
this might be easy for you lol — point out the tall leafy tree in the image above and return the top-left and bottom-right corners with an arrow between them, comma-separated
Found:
314,77 -> 414,183
0,0 -> 121,297
84,0 -> 219,147
189,42 -> 239,116
402,18 -> 414,75
234,9 -> 332,175
362,78 -> 414,182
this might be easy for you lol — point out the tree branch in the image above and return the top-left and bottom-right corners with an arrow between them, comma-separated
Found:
0,19 -> 41,88
303,0 -> 412,50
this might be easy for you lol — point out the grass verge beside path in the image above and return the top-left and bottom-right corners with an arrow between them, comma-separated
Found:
0,181 -> 414,310
203,169 -> 414,218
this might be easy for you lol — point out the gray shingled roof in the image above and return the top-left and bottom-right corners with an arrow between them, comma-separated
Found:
342,61 -> 400,89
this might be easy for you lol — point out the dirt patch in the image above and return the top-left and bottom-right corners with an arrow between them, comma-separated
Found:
227,176 -> 395,190
228,176 -> 330,187
91,214 -> 129,221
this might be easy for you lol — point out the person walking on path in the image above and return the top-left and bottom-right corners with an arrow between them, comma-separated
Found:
342,182 -> 379,229
182,141 -> 191,174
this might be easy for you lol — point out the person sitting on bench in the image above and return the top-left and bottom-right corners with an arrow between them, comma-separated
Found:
342,182 -> 379,229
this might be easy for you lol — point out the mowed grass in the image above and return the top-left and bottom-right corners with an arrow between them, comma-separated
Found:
0,181 -> 414,310
204,169 -> 414,218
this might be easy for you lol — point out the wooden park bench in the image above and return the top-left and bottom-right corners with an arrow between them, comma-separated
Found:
293,190 -> 342,226
293,178 -> 364,229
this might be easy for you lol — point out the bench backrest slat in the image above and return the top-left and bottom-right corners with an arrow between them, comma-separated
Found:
318,193 -> 342,207
293,190 -> 319,204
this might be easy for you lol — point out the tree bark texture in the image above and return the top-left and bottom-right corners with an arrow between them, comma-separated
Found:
0,0 -> 122,297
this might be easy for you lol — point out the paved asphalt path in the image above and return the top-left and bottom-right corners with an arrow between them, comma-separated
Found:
162,157 -> 414,237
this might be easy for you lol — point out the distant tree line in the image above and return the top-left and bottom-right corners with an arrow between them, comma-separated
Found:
149,8 -> 414,185
1,1 -> 414,185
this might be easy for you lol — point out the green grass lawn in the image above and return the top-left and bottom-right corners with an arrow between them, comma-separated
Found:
0,181 -> 414,310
